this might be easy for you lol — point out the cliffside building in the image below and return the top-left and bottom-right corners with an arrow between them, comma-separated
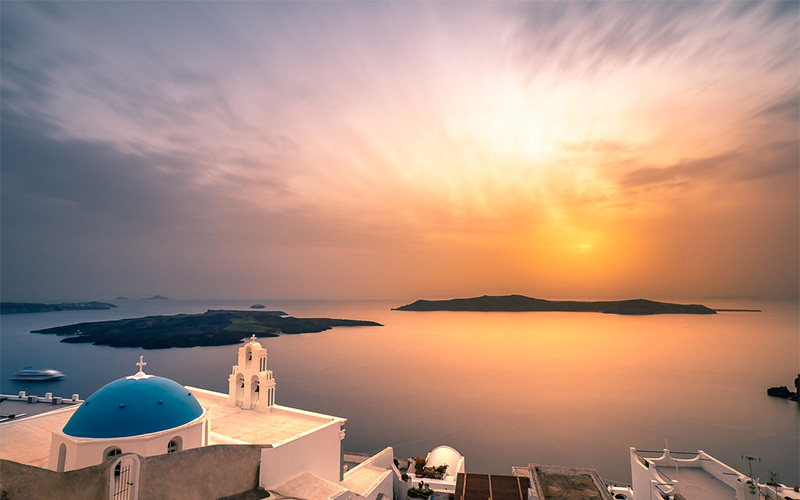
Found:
0,336 -> 397,500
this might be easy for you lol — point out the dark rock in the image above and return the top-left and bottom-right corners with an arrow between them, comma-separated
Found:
1,302 -> 118,314
767,386 -> 795,399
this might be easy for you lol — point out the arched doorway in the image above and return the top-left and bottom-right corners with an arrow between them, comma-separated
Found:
109,455 -> 140,500
56,443 -> 67,472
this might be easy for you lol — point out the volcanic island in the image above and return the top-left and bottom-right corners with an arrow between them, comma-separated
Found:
31,309 -> 382,349
393,295 -> 718,315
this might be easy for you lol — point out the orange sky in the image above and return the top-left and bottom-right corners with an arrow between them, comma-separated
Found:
1,2 -> 798,300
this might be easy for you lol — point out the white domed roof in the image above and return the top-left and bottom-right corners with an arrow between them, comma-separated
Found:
427,445 -> 463,475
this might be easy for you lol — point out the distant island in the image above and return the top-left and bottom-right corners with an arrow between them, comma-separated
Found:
143,295 -> 169,300
31,309 -> 382,349
250,304 -> 266,309
393,295 -> 717,315
0,302 -> 118,315
115,296 -> 129,300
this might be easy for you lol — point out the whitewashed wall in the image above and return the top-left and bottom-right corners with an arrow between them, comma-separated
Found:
259,418 -> 344,489
48,415 -> 207,471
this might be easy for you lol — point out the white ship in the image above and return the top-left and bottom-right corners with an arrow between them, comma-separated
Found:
11,368 -> 65,381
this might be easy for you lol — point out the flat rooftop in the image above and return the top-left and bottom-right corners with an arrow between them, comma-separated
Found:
0,403 -> 78,468
271,471 -> 346,500
665,467 -> 736,500
0,387 -> 344,469
341,464 -> 392,497
522,465 -> 613,500
0,395 -> 82,421
189,387 -> 344,446
454,473 -> 530,500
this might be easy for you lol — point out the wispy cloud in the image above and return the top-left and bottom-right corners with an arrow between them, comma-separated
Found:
1,1 -> 797,299
622,152 -> 743,188
753,93 -> 800,123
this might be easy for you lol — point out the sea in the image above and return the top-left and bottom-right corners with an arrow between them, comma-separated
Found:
1,297 -> 797,486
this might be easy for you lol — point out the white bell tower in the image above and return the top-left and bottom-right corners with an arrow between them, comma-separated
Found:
227,335 -> 276,410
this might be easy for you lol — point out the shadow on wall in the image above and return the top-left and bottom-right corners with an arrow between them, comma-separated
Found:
1,444 -> 264,500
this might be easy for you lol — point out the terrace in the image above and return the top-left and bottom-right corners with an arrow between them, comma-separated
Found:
628,448 -> 800,500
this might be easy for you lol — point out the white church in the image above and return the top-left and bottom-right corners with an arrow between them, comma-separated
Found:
0,336 -> 399,500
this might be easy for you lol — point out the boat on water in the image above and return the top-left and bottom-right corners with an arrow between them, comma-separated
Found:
11,368 -> 64,381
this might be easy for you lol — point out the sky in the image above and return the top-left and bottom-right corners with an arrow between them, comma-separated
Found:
1,1 -> 798,302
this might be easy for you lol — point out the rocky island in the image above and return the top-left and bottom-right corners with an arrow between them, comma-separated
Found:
31,309 -> 382,349
394,295 -> 717,315
767,374 -> 800,402
1,301 -> 118,315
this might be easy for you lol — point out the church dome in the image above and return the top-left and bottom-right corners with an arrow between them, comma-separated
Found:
63,375 -> 204,438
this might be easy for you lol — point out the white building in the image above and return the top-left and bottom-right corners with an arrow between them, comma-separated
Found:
48,356 -> 209,473
615,448 -> 800,500
0,335 -> 398,500
407,445 -> 466,496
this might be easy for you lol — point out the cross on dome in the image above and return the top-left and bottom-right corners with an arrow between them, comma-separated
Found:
127,355 -> 153,380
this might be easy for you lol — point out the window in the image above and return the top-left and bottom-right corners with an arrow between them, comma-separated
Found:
167,437 -> 182,454
104,447 -> 122,460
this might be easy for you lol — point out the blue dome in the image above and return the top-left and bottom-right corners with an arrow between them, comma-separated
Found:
63,376 -> 204,438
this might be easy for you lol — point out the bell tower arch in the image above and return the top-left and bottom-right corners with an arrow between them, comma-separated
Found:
227,335 -> 276,410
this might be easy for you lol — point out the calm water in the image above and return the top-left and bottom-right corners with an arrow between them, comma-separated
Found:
1,298 -> 797,485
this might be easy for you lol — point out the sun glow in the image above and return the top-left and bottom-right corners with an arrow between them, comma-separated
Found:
2,1 -> 796,300
450,75 -> 582,163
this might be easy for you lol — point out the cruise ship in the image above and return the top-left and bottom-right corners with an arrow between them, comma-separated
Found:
11,367 -> 64,381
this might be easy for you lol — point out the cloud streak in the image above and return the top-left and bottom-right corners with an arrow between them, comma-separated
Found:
1,1 -> 797,300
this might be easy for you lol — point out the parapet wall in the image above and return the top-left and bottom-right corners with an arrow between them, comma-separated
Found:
0,458 -> 107,500
1,444 -> 263,500
138,444 -> 263,500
